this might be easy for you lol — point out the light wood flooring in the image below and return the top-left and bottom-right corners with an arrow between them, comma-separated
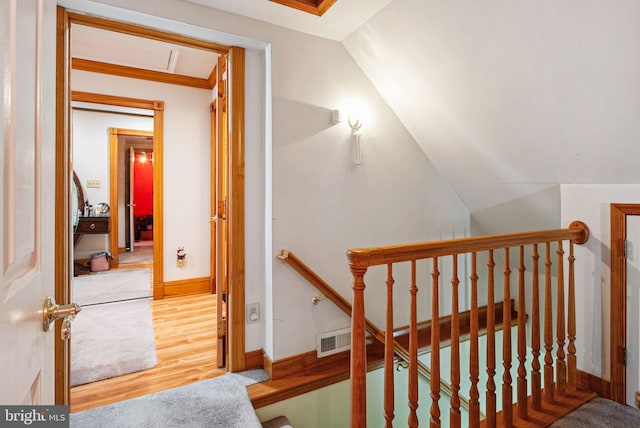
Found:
70,293 -> 225,413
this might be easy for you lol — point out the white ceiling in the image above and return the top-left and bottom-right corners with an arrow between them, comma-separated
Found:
343,0 -> 640,230
182,0 -> 394,41
71,25 -> 218,79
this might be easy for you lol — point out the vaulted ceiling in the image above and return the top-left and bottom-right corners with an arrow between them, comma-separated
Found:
98,1 -> 640,233
190,0 -> 640,233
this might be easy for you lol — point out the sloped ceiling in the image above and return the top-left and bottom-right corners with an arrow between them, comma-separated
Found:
343,1 -> 640,232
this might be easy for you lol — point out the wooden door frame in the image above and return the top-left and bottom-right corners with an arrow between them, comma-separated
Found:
55,8 -> 247,403
108,127 -> 155,268
610,203 -> 640,403
71,92 -> 164,290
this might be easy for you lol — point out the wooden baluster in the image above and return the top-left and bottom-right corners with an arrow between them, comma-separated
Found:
408,261 -> 419,428
384,264 -> 395,428
350,265 -> 368,428
544,242 -> 555,403
451,254 -> 461,428
567,241 -> 577,391
430,258 -> 441,428
486,250 -> 497,426
531,244 -> 542,410
556,241 -> 567,396
517,246 -> 528,419
502,248 -> 513,427
469,252 -> 480,427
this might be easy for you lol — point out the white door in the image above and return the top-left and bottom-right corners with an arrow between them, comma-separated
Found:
0,0 -> 58,405
626,215 -> 640,406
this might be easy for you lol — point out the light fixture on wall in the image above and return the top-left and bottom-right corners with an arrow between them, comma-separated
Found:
348,113 -> 363,165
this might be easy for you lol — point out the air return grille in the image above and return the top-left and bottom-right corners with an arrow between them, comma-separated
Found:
316,327 -> 351,357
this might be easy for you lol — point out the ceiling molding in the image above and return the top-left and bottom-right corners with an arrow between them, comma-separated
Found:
72,58 -> 213,90
269,0 -> 337,16
68,12 -> 230,54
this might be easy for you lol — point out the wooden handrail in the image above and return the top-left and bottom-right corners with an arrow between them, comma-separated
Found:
277,250 -> 471,411
348,221 -> 589,268
348,221 -> 591,427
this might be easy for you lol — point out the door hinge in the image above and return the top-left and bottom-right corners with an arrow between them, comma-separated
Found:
217,317 -> 227,337
624,239 -> 628,257
218,199 -> 227,220
624,347 -> 627,366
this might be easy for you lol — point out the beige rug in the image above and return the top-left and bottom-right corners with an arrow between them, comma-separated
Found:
73,268 -> 151,306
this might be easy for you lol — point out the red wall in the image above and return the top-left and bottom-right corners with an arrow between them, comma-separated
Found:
133,152 -> 153,217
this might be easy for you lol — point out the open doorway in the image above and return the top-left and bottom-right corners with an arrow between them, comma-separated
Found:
57,9 -> 247,410
112,130 -> 155,267
126,148 -> 154,263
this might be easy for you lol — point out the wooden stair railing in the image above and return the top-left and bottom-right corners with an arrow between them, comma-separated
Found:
277,250 -> 472,413
348,221 -> 593,428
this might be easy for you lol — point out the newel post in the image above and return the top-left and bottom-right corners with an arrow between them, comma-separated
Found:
349,251 -> 369,428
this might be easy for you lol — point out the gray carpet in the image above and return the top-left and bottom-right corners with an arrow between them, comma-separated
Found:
70,372 -> 269,428
551,397 -> 640,427
71,299 -> 158,386
73,268 -> 151,306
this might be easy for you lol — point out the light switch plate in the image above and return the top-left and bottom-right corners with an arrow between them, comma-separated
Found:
86,179 -> 101,188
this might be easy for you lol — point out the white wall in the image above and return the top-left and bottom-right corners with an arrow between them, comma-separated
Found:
72,70 -> 213,282
72,109 -> 153,259
344,1 -> 640,235
64,0 -> 470,360
561,184 -> 640,380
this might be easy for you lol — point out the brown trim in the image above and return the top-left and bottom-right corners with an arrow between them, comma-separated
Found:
72,91 -> 156,110
69,92 -> 165,298
162,277 -> 212,298
72,58 -> 213,90
55,5 -> 71,406
262,353 -> 273,379
67,12 -> 230,54
269,0 -> 337,16
207,65 -> 217,90
152,102 -> 165,300
577,369 -> 612,399
610,203 -> 640,403
244,349 -> 264,371
269,349 -> 351,380
227,47 -> 246,372
250,342 -> 385,409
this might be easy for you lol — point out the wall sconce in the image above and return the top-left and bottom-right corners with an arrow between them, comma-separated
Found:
348,114 -> 363,165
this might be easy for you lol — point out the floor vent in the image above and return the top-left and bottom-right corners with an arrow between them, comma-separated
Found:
316,327 -> 351,358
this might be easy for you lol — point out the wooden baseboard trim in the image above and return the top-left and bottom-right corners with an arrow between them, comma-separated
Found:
577,370 -> 611,399
263,352 -> 273,379
160,277 -> 211,298
269,349 -> 352,380
244,349 -> 264,371
249,300 -> 519,408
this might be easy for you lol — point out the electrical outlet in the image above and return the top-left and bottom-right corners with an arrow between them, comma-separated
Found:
86,179 -> 101,188
246,303 -> 260,324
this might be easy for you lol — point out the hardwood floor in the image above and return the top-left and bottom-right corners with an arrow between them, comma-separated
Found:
70,293 -> 225,413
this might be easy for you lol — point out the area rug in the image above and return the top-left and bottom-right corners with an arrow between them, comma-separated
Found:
70,374 -> 264,428
73,268 -> 151,306
550,397 -> 640,427
71,299 -> 158,386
